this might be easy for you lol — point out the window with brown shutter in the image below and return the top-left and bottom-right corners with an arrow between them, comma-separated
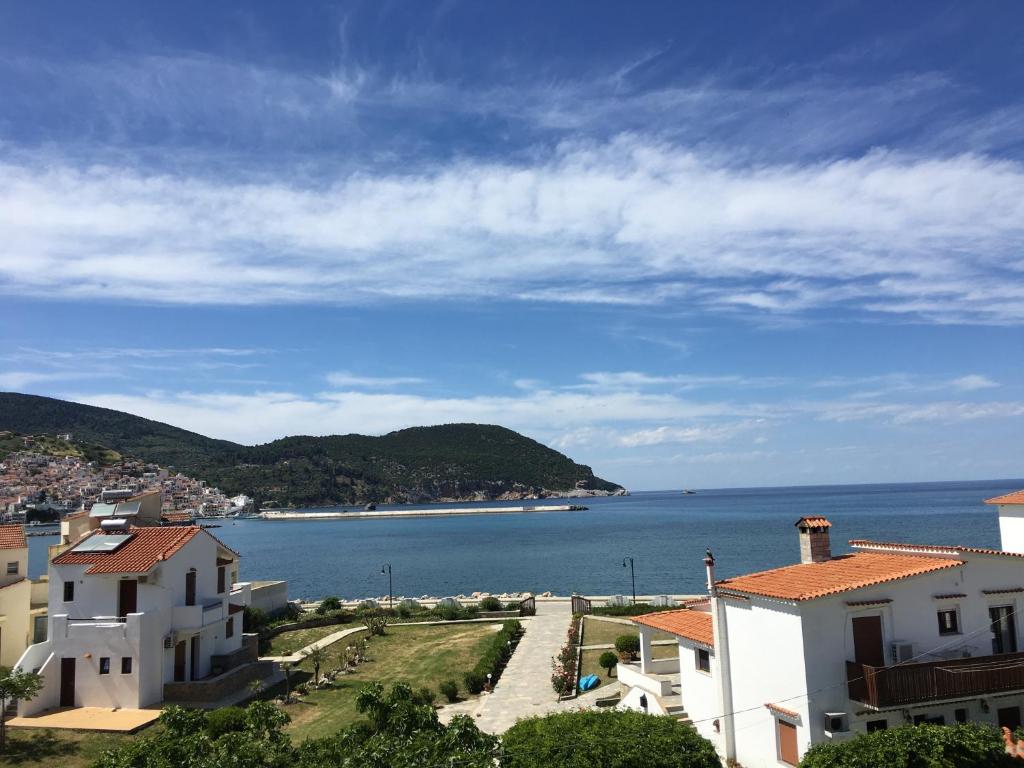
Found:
777,719 -> 798,766
217,565 -> 225,594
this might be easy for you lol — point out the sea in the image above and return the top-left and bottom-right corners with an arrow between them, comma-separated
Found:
28,479 -> 1024,601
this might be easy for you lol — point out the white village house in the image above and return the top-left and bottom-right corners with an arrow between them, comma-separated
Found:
620,489 -> 1024,768
15,523 -> 260,715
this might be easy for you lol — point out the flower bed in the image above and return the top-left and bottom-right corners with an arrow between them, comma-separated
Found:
551,617 -> 582,697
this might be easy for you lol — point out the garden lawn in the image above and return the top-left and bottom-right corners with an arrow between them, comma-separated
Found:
579,645 -> 678,690
266,621 -> 359,656
0,727 -> 152,768
279,622 -> 501,742
582,616 -> 674,646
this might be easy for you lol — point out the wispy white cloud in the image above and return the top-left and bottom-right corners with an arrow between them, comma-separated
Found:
949,374 -> 1000,391
325,371 -> 426,388
3,142 -> 1024,323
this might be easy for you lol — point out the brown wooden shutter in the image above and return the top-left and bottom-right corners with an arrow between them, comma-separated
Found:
778,719 -> 799,766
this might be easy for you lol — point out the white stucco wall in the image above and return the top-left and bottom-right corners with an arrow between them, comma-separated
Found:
677,637 -> 719,746
997,504 -> 1024,554
0,578 -> 32,667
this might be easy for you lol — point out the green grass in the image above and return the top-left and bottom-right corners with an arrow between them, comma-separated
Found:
277,622 -> 502,742
579,644 -> 678,691
266,623 -> 361,656
582,617 -> 674,646
0,727 -> 150,768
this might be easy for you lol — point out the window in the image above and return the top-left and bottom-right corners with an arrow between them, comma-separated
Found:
866,719 -> 887,732
777,719 -> 799,766
937,608 -> 960,635
226,616 -> 234,639
217,565 -> 226,594
913,714 -> 945,726
63,580 -> 74,602
99,657 -> 110,675
955,708 -> 968,724
121,657 -> 132,674
695,647 -> 711,673
6,562 -> 16,575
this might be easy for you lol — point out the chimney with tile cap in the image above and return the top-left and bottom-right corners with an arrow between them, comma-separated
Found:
796,516 -> 832,564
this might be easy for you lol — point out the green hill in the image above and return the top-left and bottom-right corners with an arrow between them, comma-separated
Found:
0,392 -> 622,505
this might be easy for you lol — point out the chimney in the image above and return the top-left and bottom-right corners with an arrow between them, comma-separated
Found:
796,516 -> 832,564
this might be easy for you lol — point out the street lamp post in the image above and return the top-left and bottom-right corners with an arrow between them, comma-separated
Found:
622,556 -> 636,605
381,563 -> 393,609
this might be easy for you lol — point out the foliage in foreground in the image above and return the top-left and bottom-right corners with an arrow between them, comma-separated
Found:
799,723 -> 1014,768
502,709 -> 721,768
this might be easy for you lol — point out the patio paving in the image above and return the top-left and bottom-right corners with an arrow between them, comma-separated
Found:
8,706 -> 160,732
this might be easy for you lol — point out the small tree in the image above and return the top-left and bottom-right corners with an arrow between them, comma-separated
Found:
614,635 -> 640,661
479,596 -> 502,611
598,651 -> 619,677
0,668 -> 43,750
316,596 -> 342,615
800,723 -> 1013,768
304,645 -> 325,685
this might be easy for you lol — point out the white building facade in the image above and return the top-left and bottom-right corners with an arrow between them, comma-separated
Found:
16,525 -> 252,715
622,494 -> 1024,768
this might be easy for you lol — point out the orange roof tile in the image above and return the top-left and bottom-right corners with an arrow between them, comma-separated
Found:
52,526 -> 203,574
766,703 -> 800,719
986,490 -> 1024,505
795,516 -> 832,528
633,609 -> 714,647
715,552 -> 961,601
850,539 -> 1024,559
0,525 -> 26,550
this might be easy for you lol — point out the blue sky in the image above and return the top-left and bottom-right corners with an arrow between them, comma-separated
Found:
1,1 -> 1023,490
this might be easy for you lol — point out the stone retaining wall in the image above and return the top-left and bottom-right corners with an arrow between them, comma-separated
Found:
163,660 -> 275,703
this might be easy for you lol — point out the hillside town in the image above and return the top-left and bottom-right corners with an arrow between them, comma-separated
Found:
0,436 -> 248,521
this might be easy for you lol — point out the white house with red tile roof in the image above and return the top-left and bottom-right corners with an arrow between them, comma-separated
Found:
621,499 -> 1024,768
14,524 -> 255,716
0,523 -> 35,667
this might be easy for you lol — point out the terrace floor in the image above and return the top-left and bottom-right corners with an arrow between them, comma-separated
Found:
8,706 -> 160,733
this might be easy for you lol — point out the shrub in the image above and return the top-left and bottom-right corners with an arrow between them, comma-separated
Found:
614,634 -> 640,660
316,596 -> 342,614
598,651 -> 619,676
799,723 -> 1014,768
433,605 -> 461,621
243,606 -> 268,633
205,706 -> 247,738
464,670 -> 486,694
365,614 -> 388,636
592,603 -> 679,617
551,619 -> 580,695
440,679 -> 459,703
501,710 -> 722,768
479,596 -> 502,611
414,686 -> 435,706
281,602 -> 302,621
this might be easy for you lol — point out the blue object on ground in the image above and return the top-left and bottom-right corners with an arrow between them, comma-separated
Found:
579,674 -> 599,691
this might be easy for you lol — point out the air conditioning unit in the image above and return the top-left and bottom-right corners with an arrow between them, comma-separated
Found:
137,575 -> 149,585
891,641 -> 915,663
824,712 -> 849,734
163,634 -> 174,649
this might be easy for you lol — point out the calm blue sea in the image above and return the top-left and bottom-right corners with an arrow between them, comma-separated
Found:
29,480 -> 1024,600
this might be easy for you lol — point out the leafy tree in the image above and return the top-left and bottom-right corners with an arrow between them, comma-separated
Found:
317,596 -> 342,614
799,723 -> 1014,768
304,645 -> 326,685
204,706 -> 247,738
501,710 -> 721,768
0,668 -> 42,750
614,634 -> 640,660
599,651 -> 619,676
243,605 -> 269,633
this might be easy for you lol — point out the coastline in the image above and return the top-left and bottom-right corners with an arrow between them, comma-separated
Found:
260,503 -> 588,521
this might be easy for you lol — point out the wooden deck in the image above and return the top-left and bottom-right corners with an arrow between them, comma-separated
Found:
8,706 -> 160,733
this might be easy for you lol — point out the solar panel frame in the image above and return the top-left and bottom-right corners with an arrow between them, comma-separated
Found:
69,533 -> 134,553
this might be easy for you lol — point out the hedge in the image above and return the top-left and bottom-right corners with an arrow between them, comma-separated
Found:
463,620 -> 523,694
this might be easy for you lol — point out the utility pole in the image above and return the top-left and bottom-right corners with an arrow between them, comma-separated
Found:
381,562 -> 392,609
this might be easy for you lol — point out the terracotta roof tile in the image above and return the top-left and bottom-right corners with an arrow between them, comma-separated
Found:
633,609 -> 714,647
986,490 -> 1024,505
715,552 -> 960,601
766,703 -> 800,719
850,539 -> 1024,559
51,526 -> 203,574
795,516 -> 832,528
0,525 -> 26,550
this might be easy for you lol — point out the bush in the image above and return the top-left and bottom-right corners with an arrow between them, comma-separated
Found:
281,602 -> 302,621
614,634 -> 640,660
479,596 -> 502,611
205,706 -> 248,738
365,614 -> 388,636
243,606 -> 269,633
464,670 -> 487,694
414,686 -> 435,706
598,651 -> 619,676
799,723 -> 1014,768
440,679 -> 459,703
592,603 -> 679,617
316,596 -> 342,614
501,710 -> 721,768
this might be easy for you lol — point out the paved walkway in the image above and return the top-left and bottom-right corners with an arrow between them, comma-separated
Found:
440,600 -> 595,733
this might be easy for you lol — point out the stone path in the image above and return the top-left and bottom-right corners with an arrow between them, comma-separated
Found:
440,600 -> 594,733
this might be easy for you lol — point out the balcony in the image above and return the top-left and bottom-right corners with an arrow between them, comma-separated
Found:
848,651 -> 1024,708
172,600 -> 225,630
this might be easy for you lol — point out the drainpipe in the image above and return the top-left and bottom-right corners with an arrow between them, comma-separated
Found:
705,549 -> 736,764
